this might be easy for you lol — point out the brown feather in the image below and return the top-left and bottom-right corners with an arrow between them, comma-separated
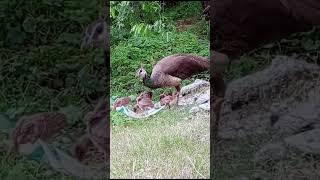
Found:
149,54 -> 209,87
138,54 -> 209,104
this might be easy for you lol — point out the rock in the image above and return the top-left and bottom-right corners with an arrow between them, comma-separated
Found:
180,79 -> 209,95
284,129 -> 320,155
211,57 -> 320,180
218,57 -> 320,140
218,113 -> 270,139
154,102 -> 162,108
199,102 -> 210,111
189,106 -> 200,114
178,96 -> 195,106
195,89 -> 210,104
222,57 -> 319,115
273,102 -> 320,136
254,142 -> 287,163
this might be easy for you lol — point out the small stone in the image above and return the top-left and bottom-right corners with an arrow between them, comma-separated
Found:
189,106 -> 200,114
199,102 -> 210,111
154,102 -> 162,108
178,97 -> 195,106
196,92 -> 210,104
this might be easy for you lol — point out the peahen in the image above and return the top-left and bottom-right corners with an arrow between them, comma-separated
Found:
136,54 -> 210,104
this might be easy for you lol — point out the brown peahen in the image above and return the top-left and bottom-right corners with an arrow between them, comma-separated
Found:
136,54 -> 210,104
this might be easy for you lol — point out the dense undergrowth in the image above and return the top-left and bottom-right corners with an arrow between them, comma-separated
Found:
0,0 -> 106,120
0,0 -> 105,179
110,4 -> 210,178
110,1 -> 209,102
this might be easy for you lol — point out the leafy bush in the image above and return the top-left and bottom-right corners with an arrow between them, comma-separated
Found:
110,1 -> 209,100
0,0 -> 102,48
110,1 -> 167,42
111,28 -> 209,99
0,0 -> 106,115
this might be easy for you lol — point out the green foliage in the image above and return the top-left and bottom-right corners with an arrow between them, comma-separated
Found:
111,1 -> 209,101
162,1 -> 203,21
0,0 -> 105,178
111,31 -> 209,99
186,20 -> 210,40
110,1 -> 167,40
0,0 -> 107,110
0,0 -> 101,48
0,44 -> 106,115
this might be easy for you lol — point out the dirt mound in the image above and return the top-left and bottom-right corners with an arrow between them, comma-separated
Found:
219,56 -> 320,139
215,56 -> 320,179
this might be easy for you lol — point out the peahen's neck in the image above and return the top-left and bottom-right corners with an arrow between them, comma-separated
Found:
143,75 -> 157,89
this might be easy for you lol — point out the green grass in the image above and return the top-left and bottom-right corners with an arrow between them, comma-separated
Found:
111,31 -> 209,98
110,2 -> 210,178
111,108 -> 210,179
163,1 -> 203,21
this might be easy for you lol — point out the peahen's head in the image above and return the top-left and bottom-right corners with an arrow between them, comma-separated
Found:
136,67 -> 147,78
81,19 -> 107,49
